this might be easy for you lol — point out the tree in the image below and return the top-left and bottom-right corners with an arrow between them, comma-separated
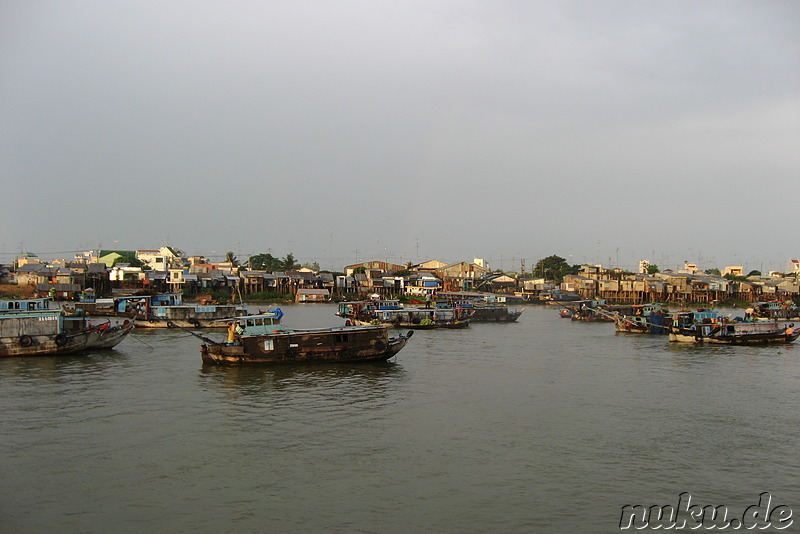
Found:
747,270 -> 761,277
249,253 -> 282,271
705,268 -> 721,276
225,251 -> 238,266
724,273 -> 747,281
282,253 -> 299,271
647,264 -> 660,274
533,255 -> 571,283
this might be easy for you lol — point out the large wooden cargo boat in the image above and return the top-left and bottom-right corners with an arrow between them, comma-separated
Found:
201,309 -> 413,365
336,300 -> 470,329
70,293 -> 246,329
0,310 -> 134,357
668,310 -> 799,344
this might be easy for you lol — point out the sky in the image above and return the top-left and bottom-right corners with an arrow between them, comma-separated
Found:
1,0 -> 798,273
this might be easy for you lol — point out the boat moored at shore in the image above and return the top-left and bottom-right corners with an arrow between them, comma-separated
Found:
70,293 -> 247,328
0,310 -> 134,357
337,300 -> 470,329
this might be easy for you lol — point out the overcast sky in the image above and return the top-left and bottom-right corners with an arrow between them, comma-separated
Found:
2,0 -> 798,273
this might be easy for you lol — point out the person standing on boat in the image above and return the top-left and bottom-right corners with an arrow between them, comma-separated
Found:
227,322 -> 237,344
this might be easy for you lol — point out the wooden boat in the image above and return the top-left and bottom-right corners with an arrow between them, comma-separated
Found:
86,318 -> 136,349
458,303 -> 522,323
570,300 -> 615,322
200,309 -> 413,365
439,296 -> 523,323
668,310 -> 800,344
70,293 -> 247,328
613,304 -> 669,334
0,310 -> 134,357
337,300 -> 470,329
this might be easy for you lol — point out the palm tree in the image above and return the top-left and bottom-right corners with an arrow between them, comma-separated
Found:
225,251 -> 238,266
283,253 -> 298,271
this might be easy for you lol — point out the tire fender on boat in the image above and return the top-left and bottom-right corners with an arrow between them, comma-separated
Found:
19,335 -> 33,347
55,333 -> 67,346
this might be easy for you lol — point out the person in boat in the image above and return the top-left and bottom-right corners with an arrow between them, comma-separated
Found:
227,321 -> 244,344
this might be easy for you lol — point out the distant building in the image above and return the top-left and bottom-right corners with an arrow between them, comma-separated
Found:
415,259 -> 448,272
343,261 -> 405,277
473,258 -> 490,270
136,246 -> 183,270
787,259 -> 800,274
682,263 -> 699,274
638,259 -> 650,274
722,266 -> 744,277
15,253 -> 41,268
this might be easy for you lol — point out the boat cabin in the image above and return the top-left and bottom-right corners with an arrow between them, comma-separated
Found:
672,310 -> 719,330
0,298 -> 52,312
231,309 -> 285,336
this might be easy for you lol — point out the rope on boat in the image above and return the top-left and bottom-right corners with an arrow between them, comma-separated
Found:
144,314 -> 220,345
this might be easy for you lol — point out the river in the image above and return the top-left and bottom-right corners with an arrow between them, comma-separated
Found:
1,304 -> 798,533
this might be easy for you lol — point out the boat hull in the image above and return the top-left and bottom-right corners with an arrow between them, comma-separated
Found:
0,332 -> 93,357
467,308 -> 523,323
87,320 -> 136,349
669,323 -> 800,344
669,331 -> 800,344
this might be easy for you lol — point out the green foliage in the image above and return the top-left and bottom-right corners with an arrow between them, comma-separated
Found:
241,291 -> 294,303
301,261 -> 320,272
245,251 -> 301,271
747,270 -> 762,277
248,253 -> 283,271
225,251 -> 238,266
724,273 -> 748,281
705,268 -> 721,276
112,255 -> 143,267
647,264 -> 660,274
533,255 -> 571,283
283,253 -> 299,271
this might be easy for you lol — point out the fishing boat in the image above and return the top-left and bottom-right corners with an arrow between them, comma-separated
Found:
568,300 -> 615,322
613,304 -> 669,334
668,310 -> 800,344
200,309 -> 413,365
0,310 -> 134,357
